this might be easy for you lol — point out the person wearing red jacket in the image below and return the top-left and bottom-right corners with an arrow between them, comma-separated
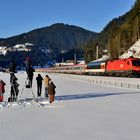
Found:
0,80 -> 6,102
25,57 -> 32,73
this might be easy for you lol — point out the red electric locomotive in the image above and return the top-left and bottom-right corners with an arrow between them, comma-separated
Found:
105,57 -> 140,77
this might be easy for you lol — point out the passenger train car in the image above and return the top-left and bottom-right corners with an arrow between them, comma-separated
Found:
36,64 -> 86,74
85,60 -> 106,75
36,57 -> 140,77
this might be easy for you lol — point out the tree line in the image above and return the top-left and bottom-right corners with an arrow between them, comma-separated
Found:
84,0 -> 140,63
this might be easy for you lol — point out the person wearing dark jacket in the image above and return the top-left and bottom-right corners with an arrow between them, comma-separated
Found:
48,79 -> 56,103
9,60 -> 17,73
9,73 -> 19,102
36,74 -> 43,97
9,61 -> 17,83
27,66 -> 35,87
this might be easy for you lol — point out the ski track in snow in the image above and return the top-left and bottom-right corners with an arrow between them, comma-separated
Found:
0,98 -> 51,111
0,100 -> 64,111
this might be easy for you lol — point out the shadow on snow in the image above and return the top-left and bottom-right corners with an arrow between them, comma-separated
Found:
55,91 -> 140,101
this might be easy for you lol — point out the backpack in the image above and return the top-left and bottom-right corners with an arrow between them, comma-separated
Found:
25,78 -> 31,88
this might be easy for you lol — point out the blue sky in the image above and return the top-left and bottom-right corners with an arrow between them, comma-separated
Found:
0,0 -> 135,38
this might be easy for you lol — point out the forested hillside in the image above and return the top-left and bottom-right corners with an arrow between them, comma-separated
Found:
84,0 -> 139,63
0,23 -> 97,65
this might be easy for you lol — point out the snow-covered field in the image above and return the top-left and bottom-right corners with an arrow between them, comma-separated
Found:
0,71 -> 140,140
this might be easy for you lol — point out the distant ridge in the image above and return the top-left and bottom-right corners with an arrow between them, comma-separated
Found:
0,23 -> 98,65
0,23 -> 97,50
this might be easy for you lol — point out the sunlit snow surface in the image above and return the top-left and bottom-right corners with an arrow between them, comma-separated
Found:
0,71 -> 140,140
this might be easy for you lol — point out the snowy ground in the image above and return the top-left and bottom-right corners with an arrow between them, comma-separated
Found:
0,71 -> 140,140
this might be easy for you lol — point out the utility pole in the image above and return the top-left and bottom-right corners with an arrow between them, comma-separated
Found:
96,45 -> 98,60
61,50 -> 64,62
74,53 -> 77,64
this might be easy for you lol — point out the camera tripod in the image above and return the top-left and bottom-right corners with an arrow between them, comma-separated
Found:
20,79 -> 36,100
8,83 -> 19,102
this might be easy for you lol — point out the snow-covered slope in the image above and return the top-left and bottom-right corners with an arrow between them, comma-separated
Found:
120,39 -> 140,59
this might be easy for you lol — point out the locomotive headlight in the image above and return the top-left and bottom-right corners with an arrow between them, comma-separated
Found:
135,67 -> 140,71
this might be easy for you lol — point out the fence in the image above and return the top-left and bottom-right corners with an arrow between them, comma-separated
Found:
50,73 -> 140,90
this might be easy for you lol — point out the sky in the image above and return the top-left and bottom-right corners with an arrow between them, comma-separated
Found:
0,0 -> 135,38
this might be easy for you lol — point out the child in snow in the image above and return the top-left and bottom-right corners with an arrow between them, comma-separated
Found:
0,80 -> 6,102
48,79 -> 56,103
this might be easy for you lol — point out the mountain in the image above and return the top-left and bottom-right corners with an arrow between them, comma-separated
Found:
0,23 -> 97,66
0,23 -> 97,49
84,0 -> 139,63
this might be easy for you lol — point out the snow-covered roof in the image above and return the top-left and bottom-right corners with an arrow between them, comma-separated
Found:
90,55 -> 110,62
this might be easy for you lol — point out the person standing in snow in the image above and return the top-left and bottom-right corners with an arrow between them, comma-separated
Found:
9,73 -> 19,102
27,66 -> 35,88
0,80 -> 6,102
9,60 -> 17,83
48,79 -> 56,103
36,74 -> 43,97
43,75 -> 50,98
9,60 -> 17,73
25,56 -> 32,73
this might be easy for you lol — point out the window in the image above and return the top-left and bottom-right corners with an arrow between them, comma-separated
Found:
132,60 -> 140,66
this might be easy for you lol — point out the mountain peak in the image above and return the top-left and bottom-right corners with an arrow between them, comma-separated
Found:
0,23 -> 98,65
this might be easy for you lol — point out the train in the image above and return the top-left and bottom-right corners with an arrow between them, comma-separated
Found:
36,57 -> 140,77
